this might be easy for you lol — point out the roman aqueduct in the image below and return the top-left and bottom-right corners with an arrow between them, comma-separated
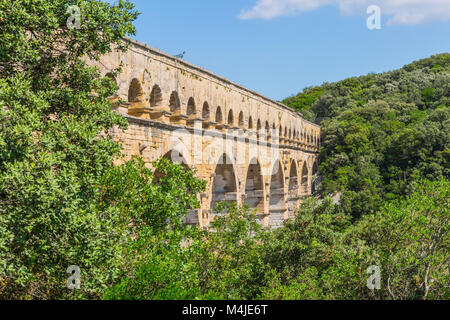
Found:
93,39 -> 321,228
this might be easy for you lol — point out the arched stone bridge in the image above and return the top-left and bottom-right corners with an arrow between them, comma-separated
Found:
93,39 -> 321,228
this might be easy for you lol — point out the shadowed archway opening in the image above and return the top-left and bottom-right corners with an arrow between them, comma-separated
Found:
256,119 -> 262,140
210,154 -> 237,213
244,160 -> 264,214
215,107 -> 223,123
312,160 -> 319,194
128,78 -> 144,103
169,91 -> 181,123
202,102 -> 210,129
269,161 -> 286,228
149,85 -> 163,120
288,161 -> 299,216
301,162 -> 309,194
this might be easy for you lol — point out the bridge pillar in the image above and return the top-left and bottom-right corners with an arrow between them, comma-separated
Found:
128,101 -> 152,119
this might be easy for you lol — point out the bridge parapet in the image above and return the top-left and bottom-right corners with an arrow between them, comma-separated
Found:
95,39 -> 321,228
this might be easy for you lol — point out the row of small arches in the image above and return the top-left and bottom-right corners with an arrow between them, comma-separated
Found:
126,78 -> 320,146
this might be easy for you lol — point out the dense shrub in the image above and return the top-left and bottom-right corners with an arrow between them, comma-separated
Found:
283,54 -> 450,218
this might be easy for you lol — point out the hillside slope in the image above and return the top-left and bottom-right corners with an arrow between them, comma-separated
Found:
283,54 -> 450,218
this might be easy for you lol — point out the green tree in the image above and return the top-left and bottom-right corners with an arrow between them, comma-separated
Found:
104,203 -> 268,300
0,0 -> 139,299
260,180 -> 449,300
99,157 -> 206,234
101,158 -> 207,300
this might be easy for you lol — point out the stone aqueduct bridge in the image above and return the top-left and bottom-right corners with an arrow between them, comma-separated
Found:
93,39 -> 321,228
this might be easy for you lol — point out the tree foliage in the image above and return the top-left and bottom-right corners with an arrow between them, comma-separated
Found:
105,179 -> 449,300
285,54 -> 450,218
261,179 -> 449,300
0,0 -> 139,299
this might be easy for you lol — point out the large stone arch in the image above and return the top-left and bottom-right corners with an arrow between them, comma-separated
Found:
148,84 -> 163,120
268,160 -> 286,228
210,153 -> 238,213
169,91 -> 180,113
127,78 -> 150,118
150,84 -> 162,108
238,111 -> 245,129
186,97 -> 198,127
312,159 -> 320,194
186,97 -> 196,118
256,119 -> 262,140
128,78 -> 144,103
202,102 -> 210,120
202,102 -> 211,129
227,109 -> 234,127
169,91 -> 182,124
265,121 -> 270,141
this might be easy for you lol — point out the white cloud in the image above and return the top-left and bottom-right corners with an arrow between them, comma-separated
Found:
238,0 -> 450,25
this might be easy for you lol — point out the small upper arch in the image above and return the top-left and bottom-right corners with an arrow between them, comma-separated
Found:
187,97 -> 196,117
238,111 -> 245,128
215,106 -> 223,123
227,109 -> 234,126
150,84 -> 163,108
169,91 -> 180,113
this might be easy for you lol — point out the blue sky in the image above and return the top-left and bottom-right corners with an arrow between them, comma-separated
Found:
121,0 -> 450,101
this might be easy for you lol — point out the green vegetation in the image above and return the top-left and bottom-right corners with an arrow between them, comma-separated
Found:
0,0 -> 448,300
104,180 -> 449,300
0,0 -> 140,298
